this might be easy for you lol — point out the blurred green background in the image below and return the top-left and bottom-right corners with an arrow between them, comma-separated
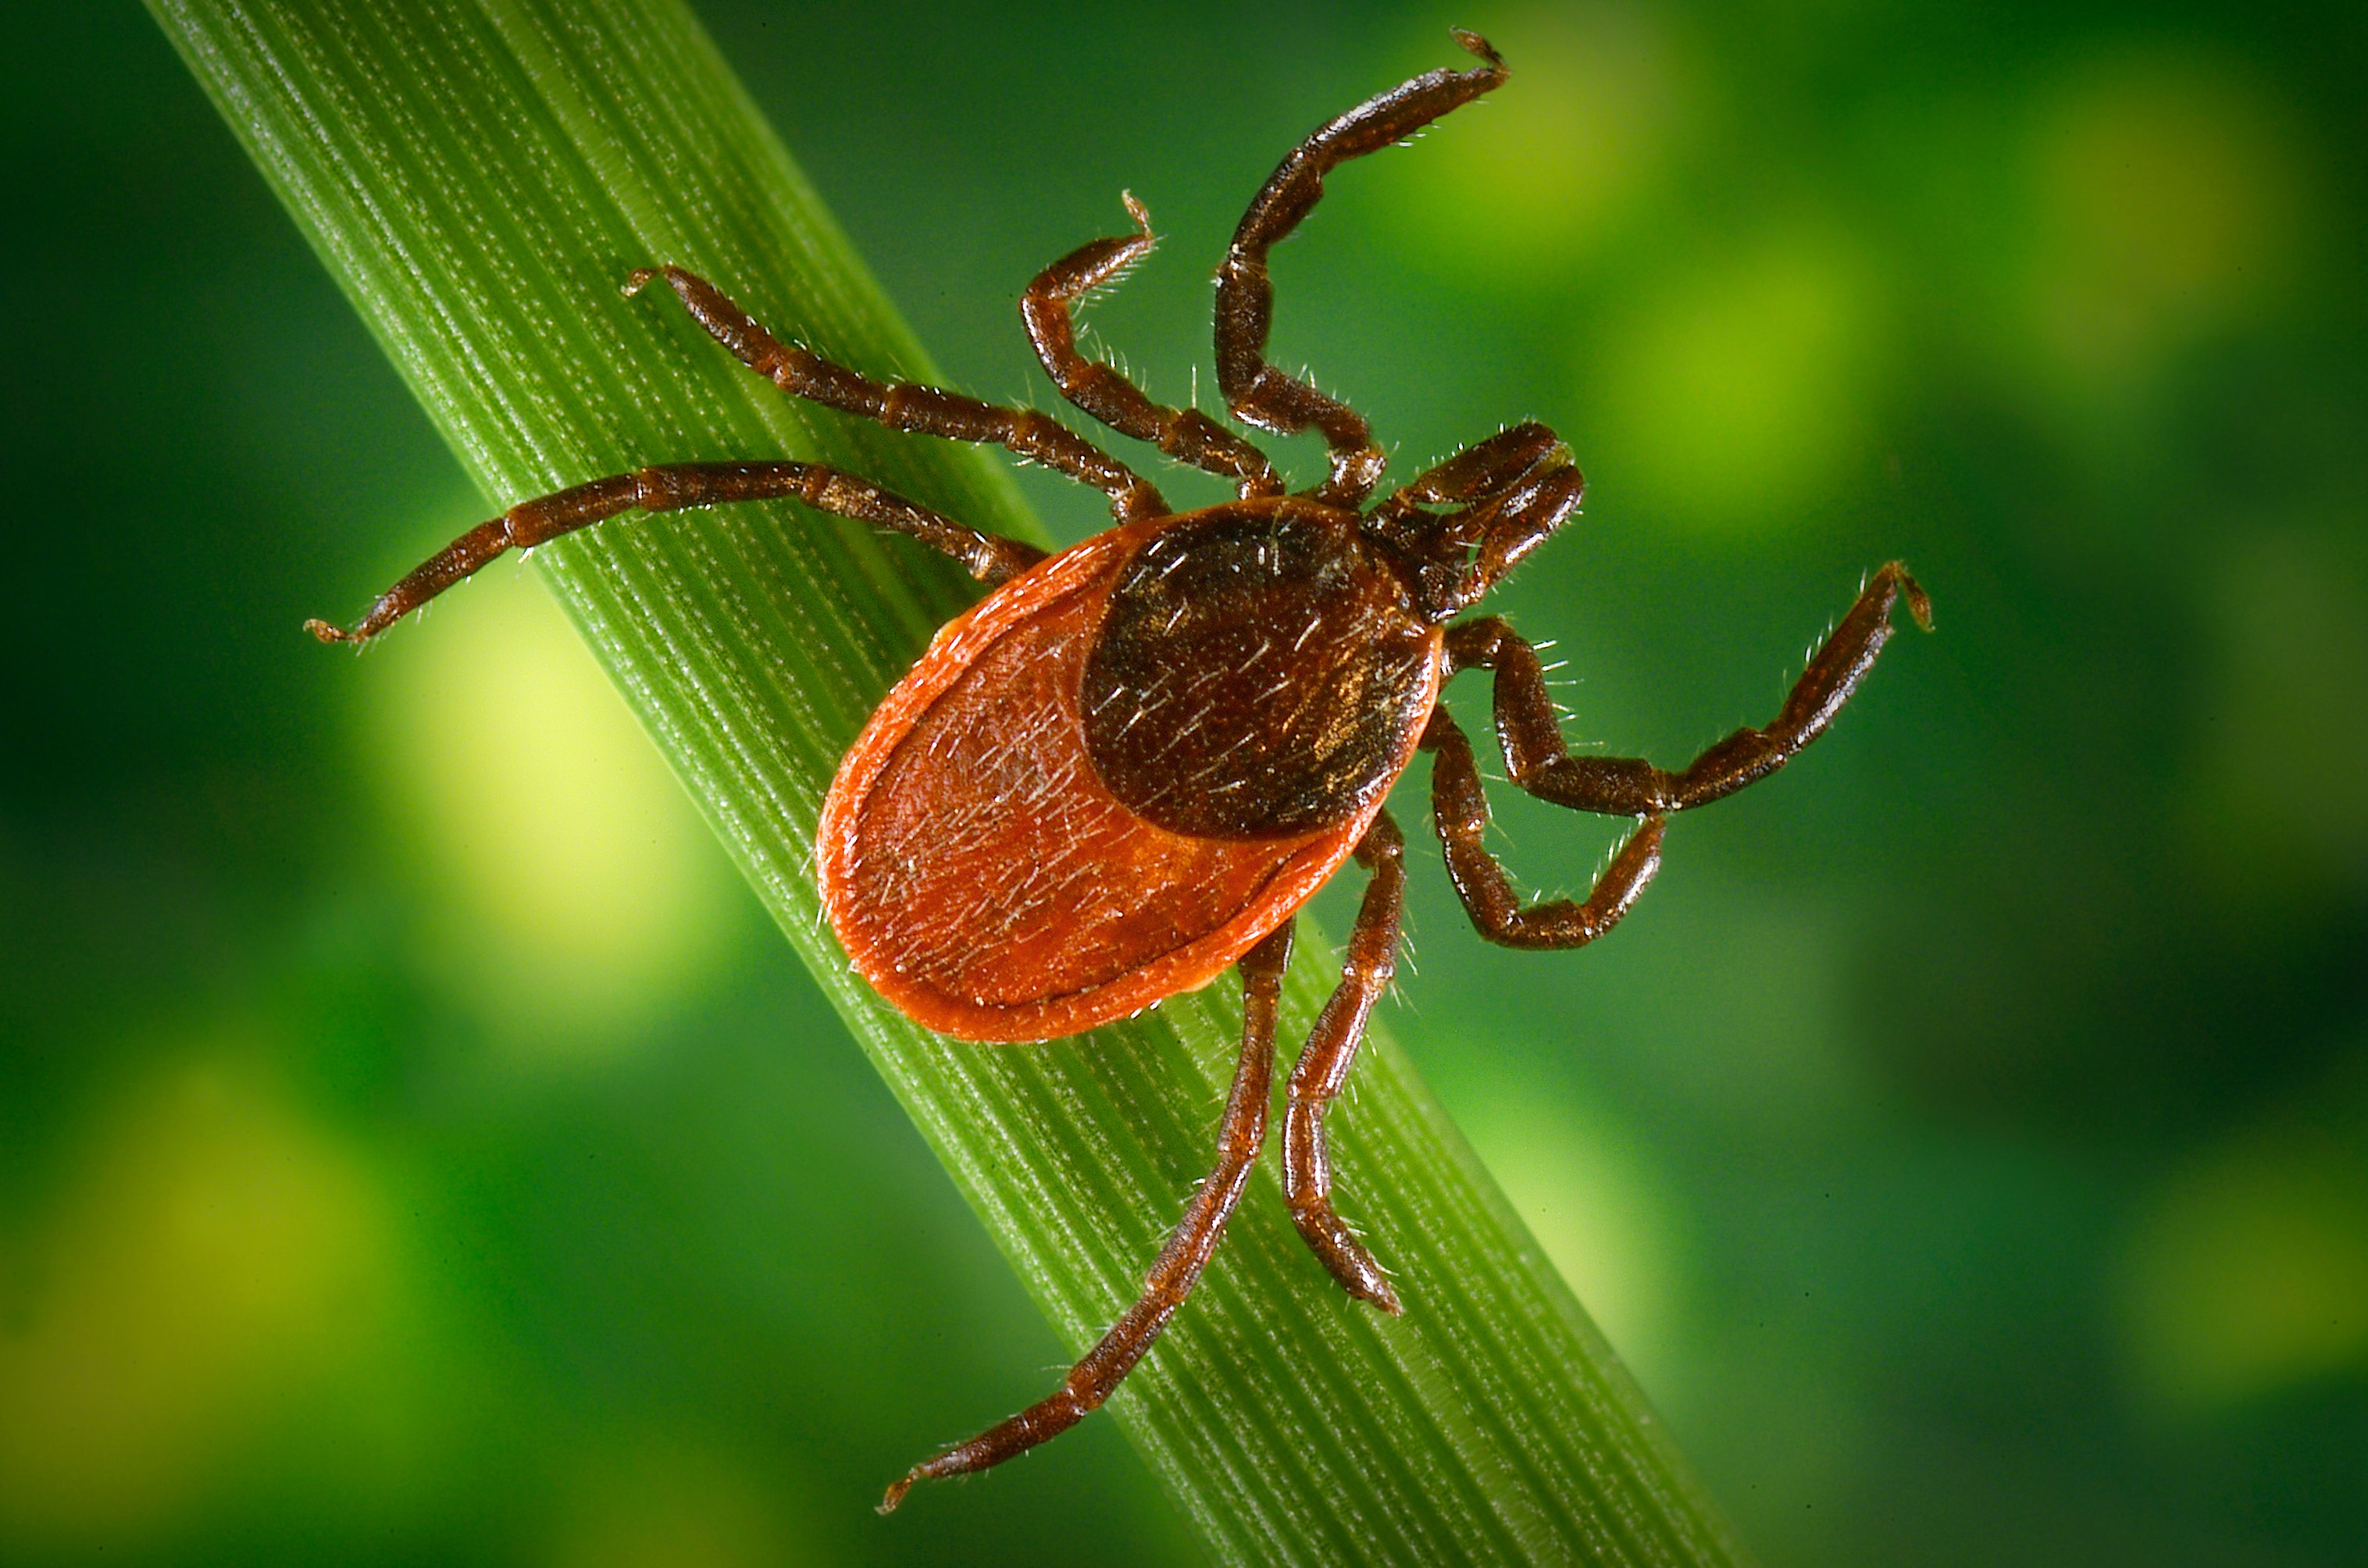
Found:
6,2 -> 2364,1563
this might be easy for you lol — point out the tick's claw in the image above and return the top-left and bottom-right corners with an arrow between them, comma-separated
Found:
304,617 -> 353,643
877,1473 -> 918,1515
1899,568 -> 1935,632
1341,1255 -> 1403,1316
621,266 -> 658,298
1450,28 -> 1504,69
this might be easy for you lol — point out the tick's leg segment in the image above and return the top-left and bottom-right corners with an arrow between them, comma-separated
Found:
1025,196 -> 1284,498
305,461 -> 1044,644
1443,564 -> 1932,816
1369,422 -> 1585,617
1284,811 -> 1407,1314
630,265 -> 1167,523
879,921 -> 1295,1513
1216,30 -> 1508,509
1423,707 -> 1665,949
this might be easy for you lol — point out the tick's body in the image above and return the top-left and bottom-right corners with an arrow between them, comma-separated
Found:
820,495 -> 1439,1042
313,32 -> 1928,1512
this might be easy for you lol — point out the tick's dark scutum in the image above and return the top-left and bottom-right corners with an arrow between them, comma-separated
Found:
1081,500 -> 1439,840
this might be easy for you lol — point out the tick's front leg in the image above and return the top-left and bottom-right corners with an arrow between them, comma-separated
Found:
1215,30 -> 1508,508
1024,196 -> 1282,497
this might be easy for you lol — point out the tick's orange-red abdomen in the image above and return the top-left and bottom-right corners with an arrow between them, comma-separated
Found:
816,516 -> 1438,1042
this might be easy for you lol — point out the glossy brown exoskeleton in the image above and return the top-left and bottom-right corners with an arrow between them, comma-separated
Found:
311,32 -> 1931,1509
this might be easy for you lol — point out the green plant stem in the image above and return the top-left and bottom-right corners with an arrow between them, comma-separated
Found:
151,1 -> 1751,1561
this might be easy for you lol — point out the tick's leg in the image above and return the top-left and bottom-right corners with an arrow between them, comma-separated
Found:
1368,422 -> 1585,616
1025,196 -> 1283,498
1215,30 -> 1508,508
1423,707 -> 1666,949
306,461 -> 1045,644
1444,564 -> 1932,816
629,266 -> 1166,523
1283,811 -> 1407,1314
879,921 -> 1294,1513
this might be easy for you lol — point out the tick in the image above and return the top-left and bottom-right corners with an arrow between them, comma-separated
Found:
311,32 -> 1929,1511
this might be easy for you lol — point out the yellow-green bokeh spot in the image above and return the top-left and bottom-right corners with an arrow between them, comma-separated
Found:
366,568 -> 737,1057
2178,529 -> 2368,905
1599,224 -> 1889,532
1381,3 -> 1692,279
1465,1095 -> 1693,1396
547,1431 -> 822,1568
0,1056 -> 401,1554
2022,47 -> 2308,401
2118,1114 -> 2368,1417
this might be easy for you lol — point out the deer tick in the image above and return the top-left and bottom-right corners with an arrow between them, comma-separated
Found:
311,31 -> 1931,1511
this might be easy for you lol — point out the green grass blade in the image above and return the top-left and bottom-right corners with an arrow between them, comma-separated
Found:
148,1 -> 1753,1560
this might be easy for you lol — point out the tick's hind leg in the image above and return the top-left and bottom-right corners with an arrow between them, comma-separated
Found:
1024,197 -> 1282,498
879,921 -> 1294,1513
1446,565 -> 1932,818
1423,707 -> 1665,949
1215,31 -> 1508,508
631,266 -> 1167,522
1283,811 -> 1407,1313
306,461 -> 1044,644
